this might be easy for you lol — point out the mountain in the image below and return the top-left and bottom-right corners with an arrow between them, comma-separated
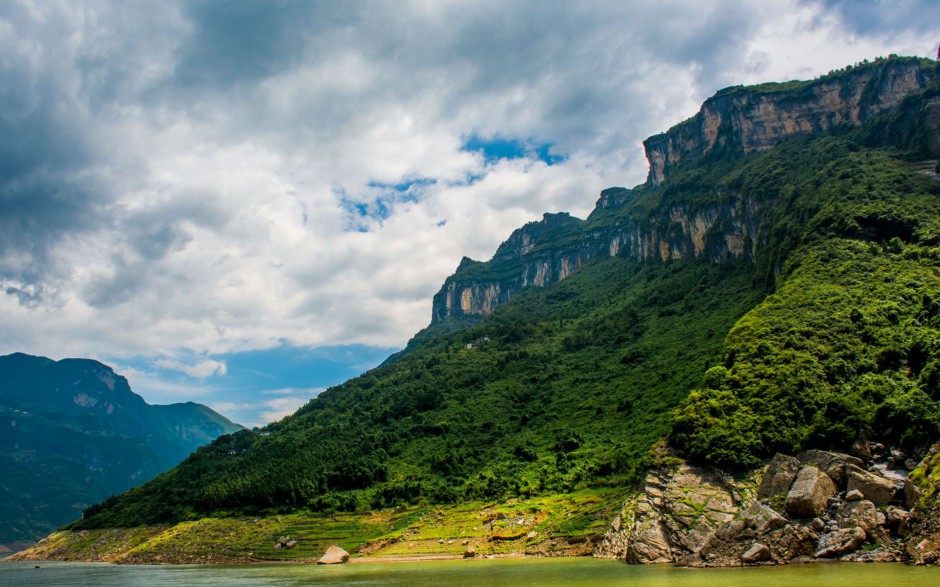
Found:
0,353 -> 242,551
20,55 -> 940,562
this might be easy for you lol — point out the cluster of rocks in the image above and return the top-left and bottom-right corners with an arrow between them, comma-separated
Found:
272,535 -> 297,550
596,448 -> 926,566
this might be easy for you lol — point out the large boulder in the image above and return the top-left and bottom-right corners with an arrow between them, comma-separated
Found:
741,542 -> 771,563
758,454 -> 801,498
815,527 -> 866,558
317,545 -> 350,564
835,500 -> 879,533
741,503 -> 787,535
845,465 -> 898,506
785,467 -> 837,518
796,450 -> 863,487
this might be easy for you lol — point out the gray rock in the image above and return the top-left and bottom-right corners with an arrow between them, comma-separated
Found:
717,519 -> 746,541
835,499 -> 878,532
317,545 -> 350,564
741,542 -> 771,563
741,503 -> 787,535
758,454 -> 801,498
797,450 -> 864,487
786,466 -> 837,518
845,489 -> 863,501
464,545 -> 476,558
816,527 -> 866,558
626,521 -> 672,564
845,465 -> 898,506
810,518 -> 826,532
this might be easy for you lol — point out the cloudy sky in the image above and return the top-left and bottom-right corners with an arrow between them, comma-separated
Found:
1,0 -> 937,427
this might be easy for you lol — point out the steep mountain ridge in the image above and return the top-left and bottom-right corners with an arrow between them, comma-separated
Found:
0,353 -> 242,549
430,56 -> 937,324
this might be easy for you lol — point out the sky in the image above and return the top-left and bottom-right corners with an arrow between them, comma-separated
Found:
1,0 -> 937,427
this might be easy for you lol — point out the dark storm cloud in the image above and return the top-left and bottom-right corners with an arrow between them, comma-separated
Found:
171,0 -> 348,88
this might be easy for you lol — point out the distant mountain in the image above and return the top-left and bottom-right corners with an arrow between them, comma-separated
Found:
0,353 -> 242,551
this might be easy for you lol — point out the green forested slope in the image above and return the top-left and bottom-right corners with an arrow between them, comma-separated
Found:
74,57 -> 940,530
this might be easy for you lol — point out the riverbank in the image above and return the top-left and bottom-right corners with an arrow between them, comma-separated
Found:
5,489 -> 618,565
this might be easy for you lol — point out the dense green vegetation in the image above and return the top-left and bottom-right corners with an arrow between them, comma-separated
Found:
672,143 -> 940,468
73,56 -> 940,531
78,255 -> 762,527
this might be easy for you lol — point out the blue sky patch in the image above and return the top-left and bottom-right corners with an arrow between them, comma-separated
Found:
109,343 -> 398,428
461,134 -> 566,166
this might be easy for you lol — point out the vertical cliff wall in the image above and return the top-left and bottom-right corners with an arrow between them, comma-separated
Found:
643,58 -> 935,185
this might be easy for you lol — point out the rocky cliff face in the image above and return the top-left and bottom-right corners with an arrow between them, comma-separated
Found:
644,58 -> 935,185
431,192 -> 764,323
429,57 -> 937,324
595,445 -> 930,566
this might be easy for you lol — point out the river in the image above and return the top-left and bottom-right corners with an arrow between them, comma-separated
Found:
1,558 -> 938,586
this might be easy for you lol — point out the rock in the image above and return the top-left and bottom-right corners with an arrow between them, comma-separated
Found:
850,438 -> 871,463
856,548 -> 898,563
626,521 -> 673,564
285,540 -> 297,549
815,527 -> 866,558
758,454 -> 801,498
886,506 -> 910,529
463,546 -> 476,559
741,542 -> 771,563
902,478 -> 922,509
717,519 -> 746,541
835,500 -> 878,532
785,466 -> 837,518
461,539 -> 469,545
845,465 -> 898,506
317,545 -> 350,564
810,518 -> 826,532
905,459 -> 919,471
438,539 -> 444,544
741,503 -> 787,535
796,450 -> 863,487
527,531 -> 538,540
907,537 -> 940,565
845,489 -> 863,501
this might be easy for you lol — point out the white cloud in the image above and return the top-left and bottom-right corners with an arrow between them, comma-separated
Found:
1,0 -> 937,377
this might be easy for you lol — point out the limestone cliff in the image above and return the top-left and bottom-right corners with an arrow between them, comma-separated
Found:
430,56 -> 938,324
430,191 -> 763,323
644,57 -> 935,185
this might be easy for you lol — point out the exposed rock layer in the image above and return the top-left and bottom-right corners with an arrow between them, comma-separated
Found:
596,447 -> 930,566
643,59 -> 935,185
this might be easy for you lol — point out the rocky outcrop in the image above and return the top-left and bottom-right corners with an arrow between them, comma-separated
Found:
430,193 -> 763,323
644,57 -> 935,185
597,446 -> 930,566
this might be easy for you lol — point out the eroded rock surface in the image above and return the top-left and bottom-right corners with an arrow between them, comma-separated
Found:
597,446 -> 927,567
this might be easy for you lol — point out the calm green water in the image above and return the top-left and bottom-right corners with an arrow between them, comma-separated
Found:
1,558 -> 938,587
